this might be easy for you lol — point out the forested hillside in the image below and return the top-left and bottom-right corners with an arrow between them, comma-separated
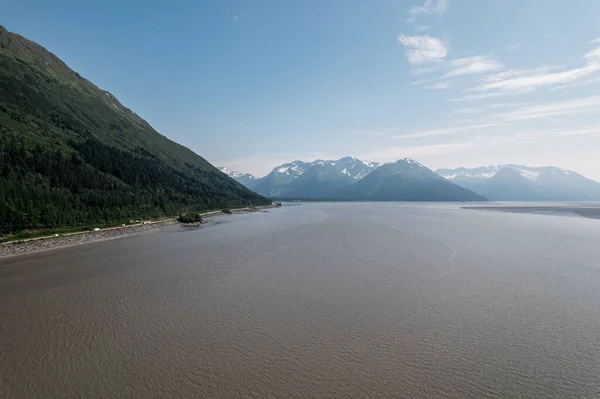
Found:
0,25 -> 269,234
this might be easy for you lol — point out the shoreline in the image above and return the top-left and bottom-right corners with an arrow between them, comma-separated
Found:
0,206 -> 273,260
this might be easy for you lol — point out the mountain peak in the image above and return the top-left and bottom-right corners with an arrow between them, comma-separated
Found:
391,158 -> 422,166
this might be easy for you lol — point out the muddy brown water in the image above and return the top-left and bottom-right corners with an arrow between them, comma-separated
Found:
2,203 -> 600,398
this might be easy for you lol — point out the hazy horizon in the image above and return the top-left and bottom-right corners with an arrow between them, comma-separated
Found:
5,0 -> 600,180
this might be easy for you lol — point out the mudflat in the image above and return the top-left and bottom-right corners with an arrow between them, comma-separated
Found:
463,203 -> 600,219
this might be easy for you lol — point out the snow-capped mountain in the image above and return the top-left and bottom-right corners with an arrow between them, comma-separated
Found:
218,167 -> 258,187
329,157 -> 381,180
436,166 -> 502,184
249,157 -> 483,201
271,160 -> 316,180
249,157 -> 381,198
267,157 -> 380,180
437,165 -> 600,201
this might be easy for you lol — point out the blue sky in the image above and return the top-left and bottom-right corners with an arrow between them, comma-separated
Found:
4,0 -> 600,179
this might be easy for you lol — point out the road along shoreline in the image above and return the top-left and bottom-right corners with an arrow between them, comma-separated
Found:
0,206 -> 274,260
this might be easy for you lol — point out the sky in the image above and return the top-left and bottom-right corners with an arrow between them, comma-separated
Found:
3,0 -> 600,179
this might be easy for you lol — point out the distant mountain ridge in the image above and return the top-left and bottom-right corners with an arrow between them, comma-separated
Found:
437,165 -> 600,201
227,157 -> 485,201
227,159 -> 600,202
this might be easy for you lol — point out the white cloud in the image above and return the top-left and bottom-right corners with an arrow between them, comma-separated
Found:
399,35 -> 448,64
444,56 -> 504,77
424,81 -> 450,90
591,37 -> 600,44
472,47 -> 600,93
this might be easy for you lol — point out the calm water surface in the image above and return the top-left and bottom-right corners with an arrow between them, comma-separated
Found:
1,203 -> 600,398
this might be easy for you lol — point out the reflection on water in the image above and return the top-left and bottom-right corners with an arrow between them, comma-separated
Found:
2,203 -> 600,398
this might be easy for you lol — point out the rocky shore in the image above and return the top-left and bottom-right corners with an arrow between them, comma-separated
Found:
0,220 -> 179,260
0,206 -> 274,260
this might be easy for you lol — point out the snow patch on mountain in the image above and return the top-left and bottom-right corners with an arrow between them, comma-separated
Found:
218,167 -> 258,186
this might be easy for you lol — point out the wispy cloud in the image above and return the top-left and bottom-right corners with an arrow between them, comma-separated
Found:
424,81 -> 450,90
452,89 -> 534,102
407,0 -> 449,24
444,56 -> 504,77
514,126 -> 600,142
391,122 -> 507,140
399,35 -> 448,64
395,95 -> 600,140
447,101 -> 533,115
482,65 -> 562,82
471,47 -> 600,94
447,107 -> 482,115
494,95 -> 600,123
591,37 -> 600,44
410,55 -> 504,91
359,141 -> 473,163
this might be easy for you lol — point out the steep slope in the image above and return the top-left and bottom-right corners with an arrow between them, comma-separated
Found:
218,167 -> 258,187
0,26 -> 269,233
438,165 -> 600,201
337,159 -> 485,201
273,162 -> 355,199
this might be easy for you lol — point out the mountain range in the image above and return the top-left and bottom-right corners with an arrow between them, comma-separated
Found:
223,160 -> 600,202
221,158 -> 485,201
437,165 -> 600,201
0,25 -> 269,234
